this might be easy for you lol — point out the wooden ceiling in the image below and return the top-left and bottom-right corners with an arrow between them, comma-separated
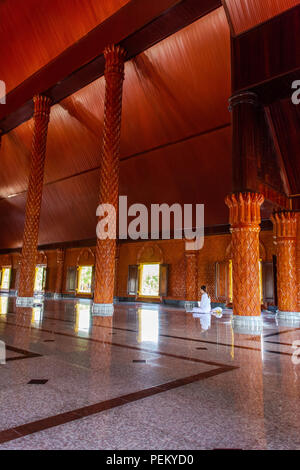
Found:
223,0 -> 299,34
0,0 -> 299,249
0,0 -> 129,94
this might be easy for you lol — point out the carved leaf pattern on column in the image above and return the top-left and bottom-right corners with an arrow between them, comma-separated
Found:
55,248 -> 65,294
185,251 -> 198,301
94,45 -> 126,305
297,213 -> 300,312
225,192 -> 264,317
18,95 -> 51,298
271,211 -> 297,312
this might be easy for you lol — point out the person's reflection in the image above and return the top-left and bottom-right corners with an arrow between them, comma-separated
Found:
193,312 -> 211,332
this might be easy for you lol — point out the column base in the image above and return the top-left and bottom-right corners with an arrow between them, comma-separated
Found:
16,297 -> 34,306
184,301 -> 197,313
276,311 -> 300,326
232,315 -> 263,335
53,293 -> 63,299
92,303 -> 114,316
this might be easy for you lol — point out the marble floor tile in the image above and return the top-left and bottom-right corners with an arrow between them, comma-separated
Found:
0,296 -> 299,450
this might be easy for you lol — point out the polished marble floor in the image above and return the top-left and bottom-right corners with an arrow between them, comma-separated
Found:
0,295 -> 299,450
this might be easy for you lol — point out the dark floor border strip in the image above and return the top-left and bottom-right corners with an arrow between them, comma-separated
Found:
265,341 -> 294,346
6,344 -> 42,357
265,350 -> 292,356
0,365 -> 237,445
6,355 -> 40,363
263,328 -> 300,338
5,345 -> 42,362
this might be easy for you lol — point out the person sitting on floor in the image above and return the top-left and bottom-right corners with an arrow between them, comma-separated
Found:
193,285 -> 211,313
191,285 -> 223,318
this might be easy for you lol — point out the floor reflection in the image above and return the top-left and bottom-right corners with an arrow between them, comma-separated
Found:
31,305 -> 44,325
138,308 -> 159,343
75,302 -> 91,336
193,312 -> 211,331
0,295 -> 300,449
0,296 -> 8,315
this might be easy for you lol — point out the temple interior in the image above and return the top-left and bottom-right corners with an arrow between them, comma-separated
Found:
0,0 -> 300,451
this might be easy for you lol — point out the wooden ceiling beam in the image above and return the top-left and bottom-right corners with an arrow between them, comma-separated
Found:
232,5 -> 300,104
0,0 -> 221,134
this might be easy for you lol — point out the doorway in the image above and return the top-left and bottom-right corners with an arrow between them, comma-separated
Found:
139,264 -> 160,297
34,266 -> 46,292
77,266 -> 93,294
0,267 -> 11,290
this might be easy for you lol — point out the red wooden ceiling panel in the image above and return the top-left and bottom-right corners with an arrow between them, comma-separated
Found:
0,126 -> 231,249
224,0 -> 299,34
0,0 -> 129,94
0,8 -> 232,248
71,7 -> 231,158
0,8 -> 230,192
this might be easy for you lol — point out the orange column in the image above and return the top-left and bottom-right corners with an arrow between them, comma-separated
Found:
271,211 -> 298,317
17,95 -> 51,306
225,192 -> 264,331
93,45 -> 126,315
297,213 -> 300,312
185,250 -> 198,311
54,248 -> 65,298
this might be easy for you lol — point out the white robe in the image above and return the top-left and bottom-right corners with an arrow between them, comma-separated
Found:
193,292 -> 211,314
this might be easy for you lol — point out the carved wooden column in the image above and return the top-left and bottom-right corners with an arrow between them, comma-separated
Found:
17,95 -> 51,305
227,90 -> 264,333
15,257 -> 21,295
114,243 -> 120,299
54,248 -> 65,299
93,45 -> 126,315
296,213 -> 300,312
225,192 -> 264,329
271,211 -> 298,318
229,92 -> 259,193
185,250 -> 198,311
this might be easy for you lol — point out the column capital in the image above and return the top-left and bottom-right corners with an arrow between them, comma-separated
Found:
225,192 -> 264,229
228,91 -> 259,111
33,95 -> 51,119
271,210 -> 297,240
104,44 -> 126,78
